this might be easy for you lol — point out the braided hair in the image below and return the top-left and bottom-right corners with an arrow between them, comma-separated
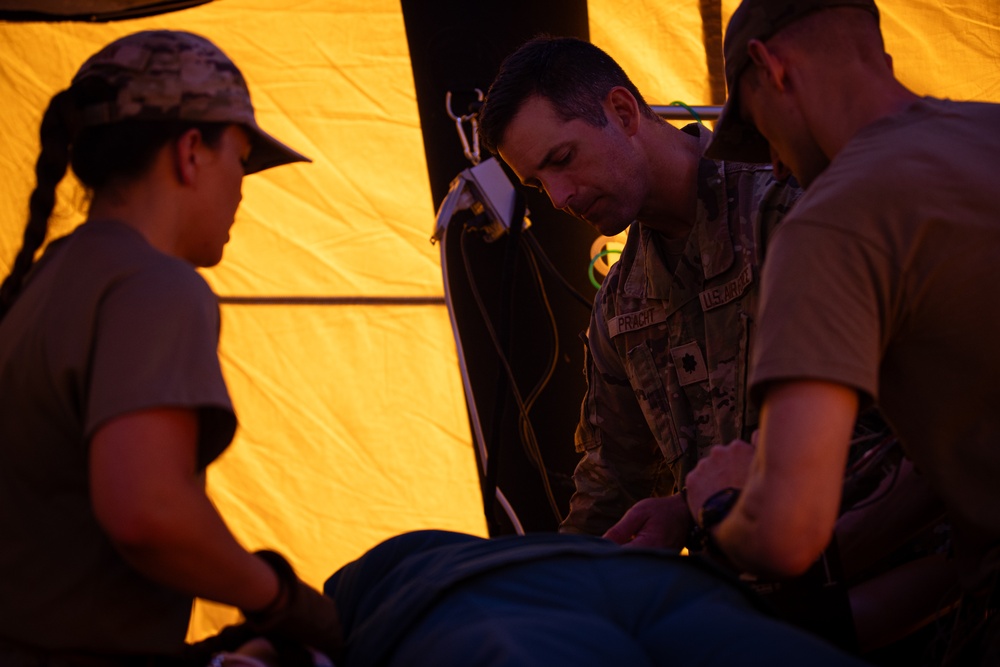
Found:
0,79 -> 226,321
0,89 -> 76,320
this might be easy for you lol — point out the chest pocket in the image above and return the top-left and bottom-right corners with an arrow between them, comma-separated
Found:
625,343 -> 687,465
624,313 -> 756,472
680,308 -> 755,455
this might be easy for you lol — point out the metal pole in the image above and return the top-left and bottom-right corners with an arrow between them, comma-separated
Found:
651,104 -> 722,121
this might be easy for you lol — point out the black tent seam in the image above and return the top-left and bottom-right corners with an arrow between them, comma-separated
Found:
217,296 -> 445,306
0,0 -> 211,22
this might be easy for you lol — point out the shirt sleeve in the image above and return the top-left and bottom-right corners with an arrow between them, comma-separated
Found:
85,263 -> 236,467
750,218 -> 889,406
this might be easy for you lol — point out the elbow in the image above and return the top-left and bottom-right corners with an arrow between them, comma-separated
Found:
726,505 -> 833,578
93,497 -> 176,552
762,542 -> 825,578
753,522 -> 832,579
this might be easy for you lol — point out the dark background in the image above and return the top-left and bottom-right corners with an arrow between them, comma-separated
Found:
401,0 -> 599,534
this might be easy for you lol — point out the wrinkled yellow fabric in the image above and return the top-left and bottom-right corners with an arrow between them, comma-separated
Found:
1,0 -> 998,645
0,0 -> 486,642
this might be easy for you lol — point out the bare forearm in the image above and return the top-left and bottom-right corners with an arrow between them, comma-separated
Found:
91,408 -> 279,612
696,381 -> 858,577
109,478 -> 279,611
713,472 -> 833,577
91,409 -> 343,662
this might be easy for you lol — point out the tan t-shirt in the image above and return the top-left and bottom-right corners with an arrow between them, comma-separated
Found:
0,220 -> 235,654
752,98 -> 1000,564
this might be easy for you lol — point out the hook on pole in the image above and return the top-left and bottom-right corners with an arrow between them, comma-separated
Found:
446,88 -> 484,165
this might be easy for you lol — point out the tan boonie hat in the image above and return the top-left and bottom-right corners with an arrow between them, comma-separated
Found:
73,30 -> 310,175
704,0 -> 880,163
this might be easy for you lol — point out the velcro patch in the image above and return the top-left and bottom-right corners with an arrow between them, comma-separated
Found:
699,264 -> 752,311
670,341 -> 708,386
607,306 -> 667,337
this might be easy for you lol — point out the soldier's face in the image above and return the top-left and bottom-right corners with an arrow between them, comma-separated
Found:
182,124 -> 250,267
499,94 -> 645,237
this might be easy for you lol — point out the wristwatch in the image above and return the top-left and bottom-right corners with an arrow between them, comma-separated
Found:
697,486 -> 741,561
698,486 -> 741,531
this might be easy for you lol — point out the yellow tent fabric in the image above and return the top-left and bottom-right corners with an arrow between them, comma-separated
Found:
2,0 -> 999,645
0,0 -> 488,640
590,1 -> 1000,115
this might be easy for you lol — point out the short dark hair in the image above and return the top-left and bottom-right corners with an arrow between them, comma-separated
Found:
478,36 -> 655,156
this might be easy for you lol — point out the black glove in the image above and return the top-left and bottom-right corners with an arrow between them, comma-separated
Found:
184,623 -> 317,667
183,623 -> 259,665
243,550 -> 344,664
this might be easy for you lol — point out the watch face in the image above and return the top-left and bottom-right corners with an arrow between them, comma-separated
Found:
699,486 -> 741,529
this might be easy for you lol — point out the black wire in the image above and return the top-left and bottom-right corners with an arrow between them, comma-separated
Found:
513,245 -> 564,522
459,221 -> 506,531
483,196 -> 524,533
516,247 -> 558,443
458,212 -> 565,526
522,232 -> 594,310
840,437 -> 903,514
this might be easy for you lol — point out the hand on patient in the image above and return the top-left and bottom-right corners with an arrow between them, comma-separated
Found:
244,550 -> 343,664
603,493 -> 692,550
602,436 -> 757,550
683,438 -> 756,524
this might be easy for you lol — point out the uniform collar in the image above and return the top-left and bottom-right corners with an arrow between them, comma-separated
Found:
619,124 -> 735,303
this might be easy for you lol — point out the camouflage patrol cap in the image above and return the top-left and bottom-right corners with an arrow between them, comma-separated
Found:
704,0 -> 879,163
73,30 -> 310,174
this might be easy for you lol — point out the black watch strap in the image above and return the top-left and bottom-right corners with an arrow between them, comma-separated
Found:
697,487 -> 741,563
698,486 -> 741,531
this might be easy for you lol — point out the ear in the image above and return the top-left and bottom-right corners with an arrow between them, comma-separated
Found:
746,38 -> 787,92
173,127 -> 204,186
606,86 -> 641,137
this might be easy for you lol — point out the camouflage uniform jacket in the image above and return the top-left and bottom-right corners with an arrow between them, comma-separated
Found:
561,127 -> 801,535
